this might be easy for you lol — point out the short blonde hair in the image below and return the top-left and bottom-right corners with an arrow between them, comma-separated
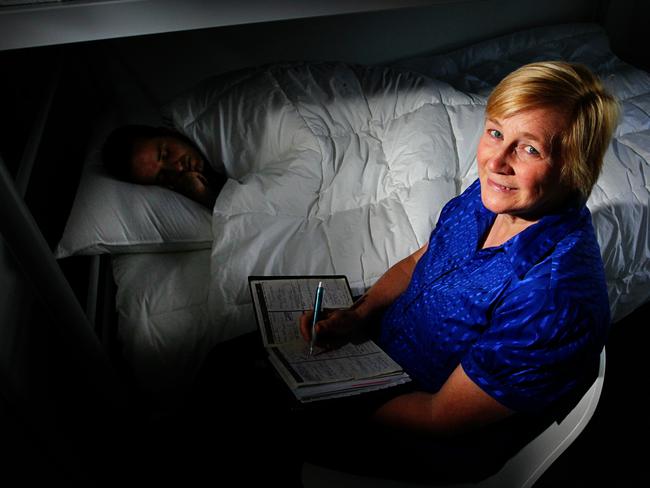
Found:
486,61 -> 619,200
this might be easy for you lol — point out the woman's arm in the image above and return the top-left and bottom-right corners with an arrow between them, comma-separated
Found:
299,242 -> 429,347
372,364 -> 513,436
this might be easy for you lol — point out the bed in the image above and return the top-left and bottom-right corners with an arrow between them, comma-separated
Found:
55,22 -> 650,398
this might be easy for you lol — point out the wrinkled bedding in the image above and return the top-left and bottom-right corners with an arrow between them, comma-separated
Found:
191,64 -> 485,344
116,22 -> 650,393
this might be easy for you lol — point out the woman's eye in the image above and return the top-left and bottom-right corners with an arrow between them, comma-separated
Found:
488,129 -> 503,139
524,145 -> 540,156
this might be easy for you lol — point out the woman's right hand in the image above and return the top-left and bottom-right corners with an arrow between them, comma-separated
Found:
299,307 -> 367,351
296,243 -> 426,352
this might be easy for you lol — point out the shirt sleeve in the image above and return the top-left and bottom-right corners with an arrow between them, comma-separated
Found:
460,276 -> 605,413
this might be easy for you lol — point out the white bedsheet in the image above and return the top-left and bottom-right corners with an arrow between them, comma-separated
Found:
112,250 -> 211,393
114,22 -> 650,393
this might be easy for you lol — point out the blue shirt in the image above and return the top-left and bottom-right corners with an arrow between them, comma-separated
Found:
379,179 -> 609,413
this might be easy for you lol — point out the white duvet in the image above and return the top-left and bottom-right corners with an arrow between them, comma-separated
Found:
115,23 -> 650,393
188,63 -> 484,344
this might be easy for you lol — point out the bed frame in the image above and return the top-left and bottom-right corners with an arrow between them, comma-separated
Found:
0,50 -> 123,400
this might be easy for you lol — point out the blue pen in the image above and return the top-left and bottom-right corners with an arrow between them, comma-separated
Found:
309,281 -> 324,357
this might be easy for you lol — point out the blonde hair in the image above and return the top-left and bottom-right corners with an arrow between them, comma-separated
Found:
486,61 -> 619,200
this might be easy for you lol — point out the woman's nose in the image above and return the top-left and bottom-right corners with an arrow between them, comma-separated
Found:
486,148 -> 513,174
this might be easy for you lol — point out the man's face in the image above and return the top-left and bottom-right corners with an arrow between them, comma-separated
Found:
129,135 -> 205,189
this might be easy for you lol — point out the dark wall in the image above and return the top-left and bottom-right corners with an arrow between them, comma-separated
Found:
93,0 -> 601,111
604,0 -> 650,71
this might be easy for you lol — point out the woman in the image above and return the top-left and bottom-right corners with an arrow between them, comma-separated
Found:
300,61 -> 619,437
150,61 -> 618,487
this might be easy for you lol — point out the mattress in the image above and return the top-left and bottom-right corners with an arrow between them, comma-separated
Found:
111,22 -> 650,394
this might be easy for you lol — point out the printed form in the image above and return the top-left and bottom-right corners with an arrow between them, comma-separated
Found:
252,277 -> 354,346
249,276 -> 410,402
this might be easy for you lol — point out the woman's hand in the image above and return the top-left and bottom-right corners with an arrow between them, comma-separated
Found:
297,243 -> 429,351
299,307 -> 367,350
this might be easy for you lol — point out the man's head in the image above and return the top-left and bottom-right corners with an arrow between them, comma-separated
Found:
102,124 -> 219,207
102,124 -> 206,189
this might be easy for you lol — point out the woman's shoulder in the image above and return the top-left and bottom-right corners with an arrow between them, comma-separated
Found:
521,217 -> 608,317
553,207 -> 604,274
511,205 -> 606,298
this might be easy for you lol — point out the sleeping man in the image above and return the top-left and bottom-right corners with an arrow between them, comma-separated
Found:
101,124 -> 225,208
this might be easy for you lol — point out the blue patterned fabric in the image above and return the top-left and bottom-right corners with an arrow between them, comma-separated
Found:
379,179 -> 609,413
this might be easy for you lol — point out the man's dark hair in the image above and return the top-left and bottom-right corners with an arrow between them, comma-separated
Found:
101,124 -> 197,181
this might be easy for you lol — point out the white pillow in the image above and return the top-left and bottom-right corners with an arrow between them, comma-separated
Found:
55,154 -> 213,259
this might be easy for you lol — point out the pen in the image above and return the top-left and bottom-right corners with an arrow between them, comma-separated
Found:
309,281 -> 324,357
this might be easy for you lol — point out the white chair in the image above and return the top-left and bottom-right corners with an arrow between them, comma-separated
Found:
302,347 -> 606,488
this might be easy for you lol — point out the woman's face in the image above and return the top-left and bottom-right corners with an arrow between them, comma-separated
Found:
477,106 -> 570,221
